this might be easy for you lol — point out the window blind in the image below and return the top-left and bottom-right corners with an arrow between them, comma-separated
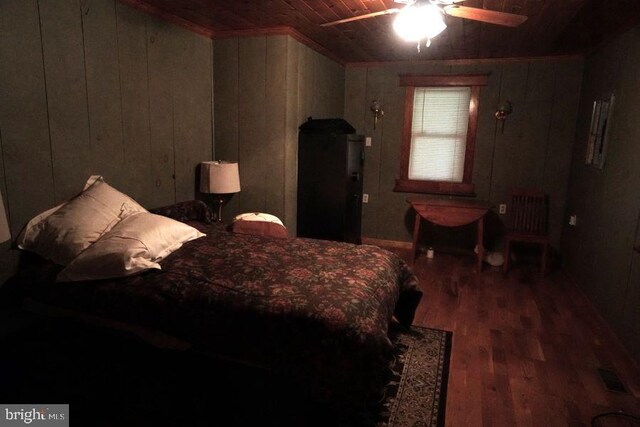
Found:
408,87 -> 471,182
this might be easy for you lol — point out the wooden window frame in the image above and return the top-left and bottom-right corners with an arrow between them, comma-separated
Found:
394,74 -> 488,196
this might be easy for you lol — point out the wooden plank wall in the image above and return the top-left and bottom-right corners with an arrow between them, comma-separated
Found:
0,0 -> 214,283
344,58 -> 584,250
213,35 -> 345,231
563,23 -> 640,364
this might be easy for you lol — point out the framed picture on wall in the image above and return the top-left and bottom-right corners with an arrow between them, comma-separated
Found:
585,94 -> 615,169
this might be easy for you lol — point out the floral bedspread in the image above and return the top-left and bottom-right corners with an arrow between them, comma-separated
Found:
6,201 -> 422,408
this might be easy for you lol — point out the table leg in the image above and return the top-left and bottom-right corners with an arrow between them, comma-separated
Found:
476,216 -> 484,272
411,214 -> 421,265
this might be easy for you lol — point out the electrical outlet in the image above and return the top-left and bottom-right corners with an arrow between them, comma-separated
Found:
499,204 -> 507,214
365,136 -> 372,147
362,193 -> 369,203
569,214 -> 577,226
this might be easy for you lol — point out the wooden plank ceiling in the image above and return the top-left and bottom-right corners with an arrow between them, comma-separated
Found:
120,0 -> 640,63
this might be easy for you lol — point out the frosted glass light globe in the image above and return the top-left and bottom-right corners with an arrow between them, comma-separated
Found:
393,4 -> 447,42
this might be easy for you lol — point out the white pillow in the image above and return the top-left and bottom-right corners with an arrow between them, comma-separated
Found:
233,212 -> 284,226
57,212 -> 205,282
18,177 -> 147,265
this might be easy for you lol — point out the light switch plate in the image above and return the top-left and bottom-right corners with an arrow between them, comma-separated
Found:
365,137 -> 372,147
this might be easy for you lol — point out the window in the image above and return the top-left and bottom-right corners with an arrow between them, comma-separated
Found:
394,74 -> 488,195
409,87 -> 470,182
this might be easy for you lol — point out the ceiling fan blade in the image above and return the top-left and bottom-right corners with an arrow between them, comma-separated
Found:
320,9 -> 400,27
443,5 -> 528,27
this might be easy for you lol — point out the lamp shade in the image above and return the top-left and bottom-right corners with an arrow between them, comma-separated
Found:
200,161 -> 241,194
0,191 -> 10,243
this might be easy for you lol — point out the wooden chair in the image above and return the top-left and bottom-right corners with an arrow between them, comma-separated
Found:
503,188 -> 550,276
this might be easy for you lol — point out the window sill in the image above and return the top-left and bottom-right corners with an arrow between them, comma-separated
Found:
394,179 -> 475,196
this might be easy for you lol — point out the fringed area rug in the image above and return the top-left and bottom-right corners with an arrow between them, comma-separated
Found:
374,325 -> 452,427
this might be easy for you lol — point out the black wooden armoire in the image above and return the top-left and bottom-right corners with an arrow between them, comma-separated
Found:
296,118 -> 364,244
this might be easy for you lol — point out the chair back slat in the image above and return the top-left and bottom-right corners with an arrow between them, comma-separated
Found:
508,188 -> 548,235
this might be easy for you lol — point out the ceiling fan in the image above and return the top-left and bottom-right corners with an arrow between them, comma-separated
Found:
321,0 -> 527,49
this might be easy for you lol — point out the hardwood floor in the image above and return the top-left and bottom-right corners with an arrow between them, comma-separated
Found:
388,249 -> 640,427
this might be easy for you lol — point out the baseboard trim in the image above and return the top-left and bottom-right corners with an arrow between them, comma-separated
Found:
361,237 -> 412,250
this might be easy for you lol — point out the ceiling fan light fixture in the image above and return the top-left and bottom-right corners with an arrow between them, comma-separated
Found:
393,4 -> 447,43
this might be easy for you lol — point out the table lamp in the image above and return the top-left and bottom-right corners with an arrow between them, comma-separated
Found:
200,161 -> 241,222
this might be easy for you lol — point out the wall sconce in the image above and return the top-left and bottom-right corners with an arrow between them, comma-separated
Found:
370,100 -> 384,130
495,100 -> 513,134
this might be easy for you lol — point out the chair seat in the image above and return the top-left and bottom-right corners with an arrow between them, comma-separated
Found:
505,232 -> 550,243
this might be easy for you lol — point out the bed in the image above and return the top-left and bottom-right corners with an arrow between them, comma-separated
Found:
4,198 -> 422,409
